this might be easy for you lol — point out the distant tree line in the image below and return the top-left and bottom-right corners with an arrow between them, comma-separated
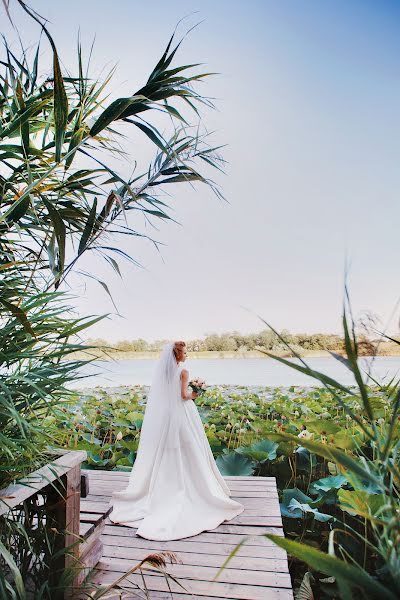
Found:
87,330 -> 349,353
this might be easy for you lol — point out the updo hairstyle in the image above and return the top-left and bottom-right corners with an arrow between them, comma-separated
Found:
173,340 -> 186,362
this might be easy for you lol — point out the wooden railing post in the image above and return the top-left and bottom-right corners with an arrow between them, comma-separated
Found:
0,451 -> 88,599
65,464 -> 82,572
44,460 -> 83,597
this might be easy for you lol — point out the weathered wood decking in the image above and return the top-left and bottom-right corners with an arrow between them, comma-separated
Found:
80,470 -> 294,599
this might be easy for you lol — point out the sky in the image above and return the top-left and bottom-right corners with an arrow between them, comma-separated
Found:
2,0 -> 400,342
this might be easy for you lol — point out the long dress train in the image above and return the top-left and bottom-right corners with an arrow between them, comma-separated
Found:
109,349 -> 244,541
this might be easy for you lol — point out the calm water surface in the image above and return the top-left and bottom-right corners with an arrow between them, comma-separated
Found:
71,356 -> 400,388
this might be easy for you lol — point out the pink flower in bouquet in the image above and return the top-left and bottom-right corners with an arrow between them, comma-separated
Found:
189,378 -> 207,395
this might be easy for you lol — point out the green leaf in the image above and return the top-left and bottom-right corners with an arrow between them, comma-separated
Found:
0,298 -> 35,337
288,498 -> 332,522
236,439 -> 278,462
42,198 -> 66,286
266,535 -> 397,600
131,119 -> 168,154
78,198 -> 98,255
280,488 -> 331,521
89,95 -> 147,136
16,79 -> 29,157
52,48 -> 68,162
281,488 -> 313,518
148,173 -> 204,186
306,419 -> 341,435
0,97 -> 50,139
0,540 -> 26,600
216,452 -> 255,476
338,489 -> 387,520
65,126 -> 84,170
269,432 -> 384,490
5,195 -> 30,224
309,475 -> 347,495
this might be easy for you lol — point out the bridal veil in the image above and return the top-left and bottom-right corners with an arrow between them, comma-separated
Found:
109,342 -> 244,540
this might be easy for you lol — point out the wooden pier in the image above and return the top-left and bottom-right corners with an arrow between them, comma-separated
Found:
80,470 -> 293,599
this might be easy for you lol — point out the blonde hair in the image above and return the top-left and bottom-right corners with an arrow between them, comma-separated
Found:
173,340 -> 186,362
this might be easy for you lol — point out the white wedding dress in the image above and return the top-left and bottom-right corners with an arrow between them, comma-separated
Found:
109,343 -> 244,540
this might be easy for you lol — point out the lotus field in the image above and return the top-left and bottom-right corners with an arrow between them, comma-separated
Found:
48,379 -> 400,598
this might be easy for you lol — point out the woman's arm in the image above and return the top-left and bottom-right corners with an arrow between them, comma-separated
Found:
180,368 -> 198,401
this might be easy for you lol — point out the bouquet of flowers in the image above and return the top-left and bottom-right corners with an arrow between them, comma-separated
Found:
189,378 -> 207,396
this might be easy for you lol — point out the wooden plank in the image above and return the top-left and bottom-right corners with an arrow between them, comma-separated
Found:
85,477 -> 276,490
101,544 -> 289,572
87,590 -> 293,600
89,569 -> 294,600
81,501 -> 281,525
84,473 -> 275,485
103,524 -> 283,544
231,515 -> 282,526
82,471 -> 277,489
80,522 -> 94,537
79,520 -> 105,556
88,484 -> 278,496
74,538 -> 103,588
101,535 -> 287,559
80,500 -> 113,515
78,594 -> 288,600
0,450 -> 86,516
87,493 -> 278,509
80,512 -> 106,524
147,590 -> 291,600
82,470 -> 276,482
87,478 -> 276,489
97,558 -> 292,587
224,475 -> 276,485
84,495 -> 281,516
88,484 -> 278,499
90,478 -> 276,490
91,491 -> 278,503
84,492 -> 279,506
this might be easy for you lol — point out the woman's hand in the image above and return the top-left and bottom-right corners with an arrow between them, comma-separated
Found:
191,390 -> 198,400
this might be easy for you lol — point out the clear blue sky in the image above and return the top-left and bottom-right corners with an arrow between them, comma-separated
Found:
3,1 -> 400,341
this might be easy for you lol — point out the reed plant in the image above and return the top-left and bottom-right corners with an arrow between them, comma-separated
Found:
259,288 -> 400,599
0,0 -> 223,596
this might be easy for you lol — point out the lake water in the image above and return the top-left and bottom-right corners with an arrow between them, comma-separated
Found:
71,355 -> 400,389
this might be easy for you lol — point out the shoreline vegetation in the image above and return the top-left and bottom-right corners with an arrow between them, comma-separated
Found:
76,343 -> 400,361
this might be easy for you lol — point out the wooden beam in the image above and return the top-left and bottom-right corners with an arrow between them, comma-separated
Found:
0,451 -> 86,516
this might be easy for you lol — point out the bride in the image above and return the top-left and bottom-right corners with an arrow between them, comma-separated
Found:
109,340 -> 244,540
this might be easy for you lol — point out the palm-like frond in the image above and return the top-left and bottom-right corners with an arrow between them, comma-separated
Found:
0,12 -> 222,288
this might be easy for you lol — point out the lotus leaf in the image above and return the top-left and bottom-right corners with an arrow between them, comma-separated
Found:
305,420 -> 340,435
236,439 -> 279,462
288,498 -> 333,522
338,489 -> 388,519
309,475 -> 347,495
295,446 -> 317,473
216,451 -> 255,475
